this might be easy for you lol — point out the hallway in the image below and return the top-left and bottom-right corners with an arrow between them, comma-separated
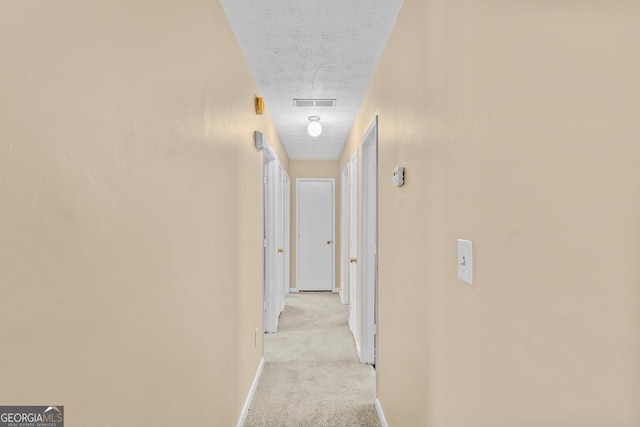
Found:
2,1 -> 640,425
245,293 -> 380,427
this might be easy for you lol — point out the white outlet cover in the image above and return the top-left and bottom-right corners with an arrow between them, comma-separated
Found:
457,239 -> 473,284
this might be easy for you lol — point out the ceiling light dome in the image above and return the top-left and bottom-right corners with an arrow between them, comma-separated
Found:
307,116 -> 322,137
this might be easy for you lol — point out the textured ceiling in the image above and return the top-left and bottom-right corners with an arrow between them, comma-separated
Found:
220,0 -> 404,160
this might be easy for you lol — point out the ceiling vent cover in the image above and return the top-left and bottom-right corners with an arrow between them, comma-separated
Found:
293,99 -> 336,108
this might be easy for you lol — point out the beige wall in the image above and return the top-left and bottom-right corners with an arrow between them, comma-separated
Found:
288,160 -> 341,291
341,0 -> 640,425
0,1 -> 287,426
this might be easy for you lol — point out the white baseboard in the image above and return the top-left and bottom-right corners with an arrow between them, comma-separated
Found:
289,287 -> 299,293
332,287 -> 339,293
375,398 -> 389,427
236,357 -> 264,427
355,340 -> 362,360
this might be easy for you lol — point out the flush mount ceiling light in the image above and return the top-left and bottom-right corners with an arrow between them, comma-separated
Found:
307,116 -> 322,137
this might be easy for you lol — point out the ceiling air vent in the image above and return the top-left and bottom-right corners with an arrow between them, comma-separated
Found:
293,99 -> 336,108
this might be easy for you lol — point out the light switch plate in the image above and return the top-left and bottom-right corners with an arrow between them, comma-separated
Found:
457,239 -> 473,284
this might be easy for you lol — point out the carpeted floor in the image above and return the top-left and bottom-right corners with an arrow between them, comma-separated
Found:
245,292 -> 381,427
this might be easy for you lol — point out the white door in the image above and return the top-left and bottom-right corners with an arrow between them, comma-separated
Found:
276,163 -> 286,314
348,153 -> 358,334
360,118 -> 378,365
263,148 -> 278,333
297,179 -> 334,291
340,166 -> 349,305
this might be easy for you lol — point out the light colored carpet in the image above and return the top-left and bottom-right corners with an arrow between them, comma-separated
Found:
245,292 -> 381,427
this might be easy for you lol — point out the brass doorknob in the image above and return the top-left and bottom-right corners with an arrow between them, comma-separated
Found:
350,257 -> 357,263
278,248 -> 284,253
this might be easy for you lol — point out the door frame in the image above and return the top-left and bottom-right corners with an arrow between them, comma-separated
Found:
340,165 -> 349,305
359,117 -> 378,365
348,152 -> 358,337
262,141 -> 286,334
284,171 -> 291,298
295,178 -> 335,291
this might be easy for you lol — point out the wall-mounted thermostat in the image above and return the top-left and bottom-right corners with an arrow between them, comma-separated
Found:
392,166 -> 405,187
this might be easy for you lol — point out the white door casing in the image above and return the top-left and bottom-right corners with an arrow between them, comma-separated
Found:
348,153 -> 358,336
284,172 -> 291,297
340,166 -> 349,305
296,179 -> 334,291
